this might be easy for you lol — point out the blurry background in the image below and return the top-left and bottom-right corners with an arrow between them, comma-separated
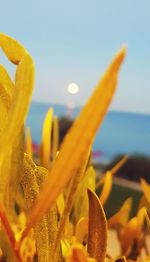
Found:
0,0 -> 150,173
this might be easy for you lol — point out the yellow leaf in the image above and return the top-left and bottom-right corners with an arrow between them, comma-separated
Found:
6,128 -> 24,217
141,178 -> 150,205
52,115 -> 59,160
52,148 -> 90,259
25,127 -> 32,157
0,64 -> 14,140
21,154 -> 50,261
87,188 -> 107,262
110,155 -> 128,175
65,242 -> 96,262
100,171 -> 112,205
137,206 -> 147,232
75,217 -> 88,244
121,217 -> 139,253
0,202 -> 21,261
145,210 -> 150,232
56,193 -> 65,217
96,155 -> 128,189
0,32 -> 26,64
23,46 -> 126,235
121,207 -> 146,254
0,51 -> 34,165
0,64 -> 14,106
74,166 -> 96,222
108,198 -> 132,228
40,108 -> 53,168
61,239 -> 71,258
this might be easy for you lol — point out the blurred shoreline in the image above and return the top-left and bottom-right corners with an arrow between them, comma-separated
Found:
26,101 -> 150,163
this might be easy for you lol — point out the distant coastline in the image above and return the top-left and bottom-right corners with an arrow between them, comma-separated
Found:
26,101 -> 150,162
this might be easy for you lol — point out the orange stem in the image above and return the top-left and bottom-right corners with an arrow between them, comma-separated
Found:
0,203 -> 22,261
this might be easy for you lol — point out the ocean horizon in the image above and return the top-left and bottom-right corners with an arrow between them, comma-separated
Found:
26,101 -> 150,163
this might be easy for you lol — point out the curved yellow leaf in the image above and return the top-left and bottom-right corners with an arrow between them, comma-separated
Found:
23,46 -> 126,235
0,33 -> 34,165
0,202 -> 21,261
0,65 -> 14,139
6,128 -> 24,216
96,155 -> 128,190
52,148 -> 90,258
74,166 -> 96,222
0,54 -> 34,164
145,210 -> 150,232
75,217 -> 88,244
110,155 -> 128,175
0,64 -> 14,104
40,108 -> 53,168
21,154 -> 50,261
100,171 -> 112,205
141,178 -> 150,205
121,207 -> 146,253
0,32 -> 26,64
108,198 -> 132,228
52,115 -> 59,160
121,217 -> 139,253
65,242 -> 96,262
56,193 -> 65,217
87,188 -> 107,262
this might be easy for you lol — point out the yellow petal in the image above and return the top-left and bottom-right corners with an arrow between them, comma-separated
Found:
87,188 -> 107,262
100,171 -> 112,205
23,47 -> 126,234
40,108 -> 53,168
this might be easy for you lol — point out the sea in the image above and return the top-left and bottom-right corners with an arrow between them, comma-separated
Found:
26,101 -> 150,163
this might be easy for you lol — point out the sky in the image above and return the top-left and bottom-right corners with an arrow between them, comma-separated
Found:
0,0 -> 150,114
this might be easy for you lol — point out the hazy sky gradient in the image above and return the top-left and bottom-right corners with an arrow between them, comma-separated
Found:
0,0 -> 150,113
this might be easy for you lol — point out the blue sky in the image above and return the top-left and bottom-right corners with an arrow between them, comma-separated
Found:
0,0 -> 150,114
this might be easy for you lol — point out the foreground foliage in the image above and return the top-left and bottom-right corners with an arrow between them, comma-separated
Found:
0,33 -> 149,262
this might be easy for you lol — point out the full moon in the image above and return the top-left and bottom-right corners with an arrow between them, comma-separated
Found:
67,83 -> 79,94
